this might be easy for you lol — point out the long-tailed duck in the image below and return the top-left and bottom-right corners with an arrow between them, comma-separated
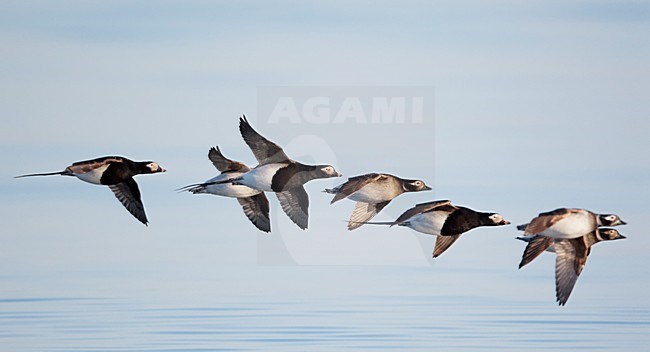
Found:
177,146 -> 271,233
325,173 -> 431,230
517,208 -> 626,267
354,200 -> 510,257
16,156 -> 165,225
213,116 -> 341,230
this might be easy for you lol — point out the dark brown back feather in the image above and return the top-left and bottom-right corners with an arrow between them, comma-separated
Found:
394,200 -> 453,224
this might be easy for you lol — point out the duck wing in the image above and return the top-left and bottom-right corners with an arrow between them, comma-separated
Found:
554,237 -> 589,306
276,186 -> 310,230
108,177 -> 148,225
237,193 -> 271,233
523,208 -> 575,235
239,116 -> 290,165
329,173 -> 384,204
518,235 -> 555,269
67,157 -> 124,174
432,234 -> 461,258
394,200 -> 454,224
347,200 -> 391,230
208,146 -> 250,173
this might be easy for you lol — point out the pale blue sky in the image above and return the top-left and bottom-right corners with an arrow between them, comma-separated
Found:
1,0 -> 649,308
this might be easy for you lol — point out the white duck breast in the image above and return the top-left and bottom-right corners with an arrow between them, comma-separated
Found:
238,163 -> 286,192
407,211 -> 448,235
74,164 -> 110,185
15,156 -> 166,225
347,182 -> 397,203
203,173 -> 261,198
542,212 -> 595,239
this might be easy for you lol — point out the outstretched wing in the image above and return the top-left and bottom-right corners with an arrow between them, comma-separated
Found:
108,177 -> 148,225
347,200 -> 391,230
208,146 -> 250,173
433,234 -> 461,258
276,186 -> 310,230
239,116 -> 290,165
518,235 -> 555,269
329,173 -> 384,204
237,193 -> 271,233
554,237 -> 588,306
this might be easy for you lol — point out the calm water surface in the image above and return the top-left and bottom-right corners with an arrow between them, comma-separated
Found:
1,294 -> 648,351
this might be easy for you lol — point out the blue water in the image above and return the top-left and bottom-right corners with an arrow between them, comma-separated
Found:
2,291 -> 648,351
1,201 -> 648,351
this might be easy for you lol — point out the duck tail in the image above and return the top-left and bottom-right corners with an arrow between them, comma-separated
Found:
14,170 -> 70,178
174,183 -> 205,193
347,220 -> 397,226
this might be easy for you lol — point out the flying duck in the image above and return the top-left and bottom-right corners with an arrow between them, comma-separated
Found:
325,173 -> 431,230
520,228 -> 626,306
516,208 -> 626,267
519,208 -> 625,237
214,116 -> 342,230
355,200 -> 510,257
15,156 -> 166,225
177,147 -> 271,233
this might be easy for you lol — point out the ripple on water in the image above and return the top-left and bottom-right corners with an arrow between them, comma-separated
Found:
0,296 -> 648,351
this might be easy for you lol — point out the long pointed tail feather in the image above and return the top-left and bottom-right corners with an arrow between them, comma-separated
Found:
175,177 -> 242,192
347,220 -> 398,226
174,183 -> 205,192
15,171 -> 69,178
